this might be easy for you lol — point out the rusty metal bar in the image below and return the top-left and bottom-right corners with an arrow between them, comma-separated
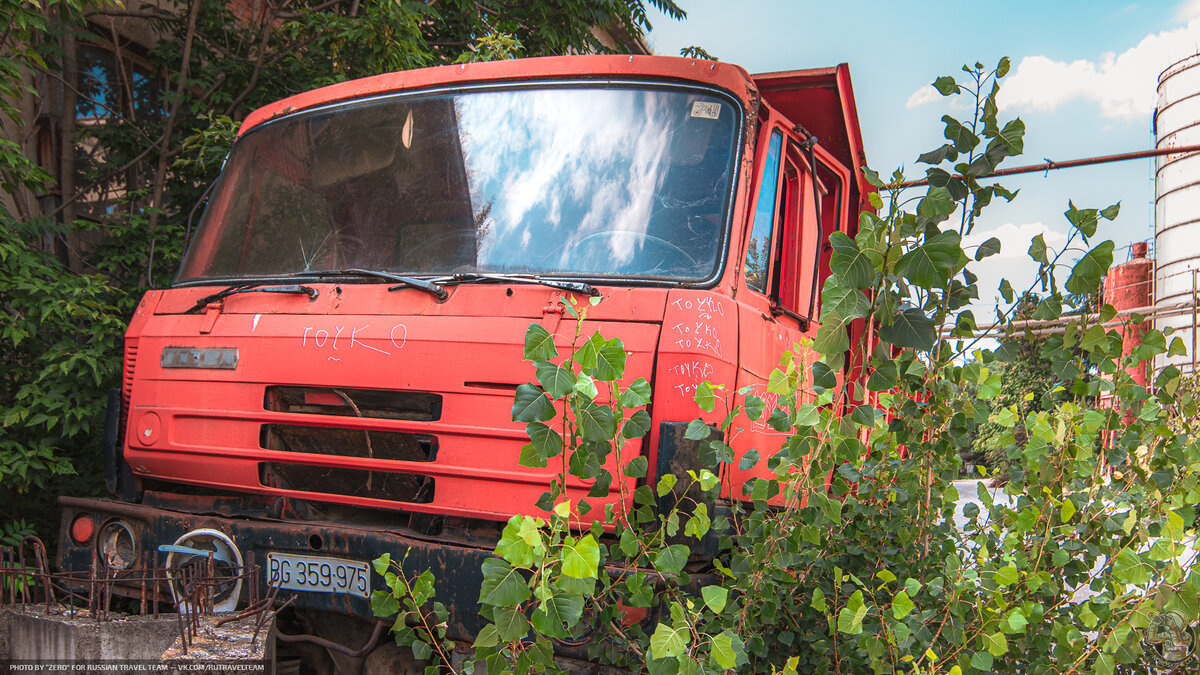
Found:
18,544 -> 28,608
152,550 -> 160,620
89,547 -> 97,619
276,619 -> 387,658
887,143 -> 1200,189
140,551 -> 148,615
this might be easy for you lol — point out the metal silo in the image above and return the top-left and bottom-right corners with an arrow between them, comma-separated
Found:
1155,53 -> 1200,375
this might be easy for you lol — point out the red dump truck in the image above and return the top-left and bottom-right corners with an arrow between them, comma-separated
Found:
55,55 -> 873,663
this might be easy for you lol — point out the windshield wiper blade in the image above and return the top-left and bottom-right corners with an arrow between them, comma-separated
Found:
298,269 -> 448,301
439,273 -> 599,297
187,283 -> 319,313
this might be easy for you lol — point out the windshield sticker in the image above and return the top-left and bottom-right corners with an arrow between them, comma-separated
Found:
690,101 -> 720,119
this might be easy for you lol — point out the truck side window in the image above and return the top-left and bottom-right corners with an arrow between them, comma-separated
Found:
744,131 -> 782,292
772,148 -> 820,320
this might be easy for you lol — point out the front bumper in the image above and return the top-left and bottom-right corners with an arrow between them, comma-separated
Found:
56,495 -> 493,642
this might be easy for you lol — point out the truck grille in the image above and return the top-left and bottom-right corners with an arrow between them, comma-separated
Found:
265,386 -> 441,421
258,463 -> 435,503
122,341 -> 138,409
261,424 -> 437,462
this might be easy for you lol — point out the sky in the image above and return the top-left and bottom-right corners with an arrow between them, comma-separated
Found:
647,0 -> 1200,311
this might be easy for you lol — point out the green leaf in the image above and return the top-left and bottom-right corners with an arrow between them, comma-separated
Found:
821,284 -> 872,319
622,409 -> 652,439
1060,497 -> 1077,523
702,585 -> 729,613
492,604 -> 530,642
624,455 -> 648,478
892,590 -> 914,619
620,378 -> 652,408
591,336 -> 626,381
1001,606 -> 1028,634
743,394 -> 765,421
1065,240 -> 1115,295
531,593 -> 585,638
896,230 -> 961,289
535,361 -> 575,399
942,114 -> 978,152
695,381 -> 717,412
560,535 -> 600,579
851,404 -> 877,427
983,631 -> 1008,657
917,143 -> 958,165
970,650 -> 993,671
738,448 -> 760,470
657,473 -> 678,496
573,399 -> 615,441
1065,201 -> 1099,237
829,232 -> 875,290
811,587 -> 827,612
684,419 -> 712,441
479,558 -> 531,607
999,278 -> 1015,304
814,312 -> 851,355
933,76 -> 959,95
524,323 -> 557,361
653,545 -> 690,575
993,564 -> 1019,587
1028,234 -> 1048,264
525,422 -> 563,462
473,623 -> 501,649
794,404 -> 820,427
649,621 -> 690,660
879,308 -> 936,351
837,591 -> 868,635
710,631 -> 737,669
512,384 -> 555,423
975,236 -> 1001,261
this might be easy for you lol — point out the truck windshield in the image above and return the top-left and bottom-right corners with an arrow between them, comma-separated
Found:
177,84 -> 740,284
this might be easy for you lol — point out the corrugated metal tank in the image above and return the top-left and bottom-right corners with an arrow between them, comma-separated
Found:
1155,53 -> 1200,375
1104,243 -> 1153,386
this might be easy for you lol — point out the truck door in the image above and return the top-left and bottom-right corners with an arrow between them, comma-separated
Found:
731,123 -> 830,497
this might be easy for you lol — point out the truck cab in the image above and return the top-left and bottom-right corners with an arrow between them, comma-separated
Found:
57,54 -> 871,659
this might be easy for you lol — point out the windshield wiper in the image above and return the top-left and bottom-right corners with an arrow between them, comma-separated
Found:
438,273 -> 599,297
298,269 -> 448,301
187,283 -> 319,313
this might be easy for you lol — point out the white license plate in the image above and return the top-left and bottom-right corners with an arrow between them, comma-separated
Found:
266,553 -> 371,598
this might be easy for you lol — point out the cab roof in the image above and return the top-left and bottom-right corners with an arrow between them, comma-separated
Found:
239,55 -> 758,136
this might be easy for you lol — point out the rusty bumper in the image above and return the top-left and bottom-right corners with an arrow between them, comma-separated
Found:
56,495 -> 492,642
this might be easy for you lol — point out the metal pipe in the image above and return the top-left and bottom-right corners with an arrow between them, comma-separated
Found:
275,619 -> 388,658
887,143 -> 1200,189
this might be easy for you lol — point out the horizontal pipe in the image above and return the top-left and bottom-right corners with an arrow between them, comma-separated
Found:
888,143 -> 1200,189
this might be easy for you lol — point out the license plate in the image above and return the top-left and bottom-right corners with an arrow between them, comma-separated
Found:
266,553 -> 370,598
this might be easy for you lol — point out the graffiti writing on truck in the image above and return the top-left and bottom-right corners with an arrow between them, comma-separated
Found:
301,323 -> 407,359
669,359 -> 716,399
670,296 -> 724,357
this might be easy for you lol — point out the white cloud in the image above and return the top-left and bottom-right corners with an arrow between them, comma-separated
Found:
997,18 -> 1200,120
962,222 -> 1070,311
905,86 -> 941,110
963,221 -> 1067,259
1177,0 -> 1200,23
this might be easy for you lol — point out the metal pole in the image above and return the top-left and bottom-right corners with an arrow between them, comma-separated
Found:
887,143 -> 1200,189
